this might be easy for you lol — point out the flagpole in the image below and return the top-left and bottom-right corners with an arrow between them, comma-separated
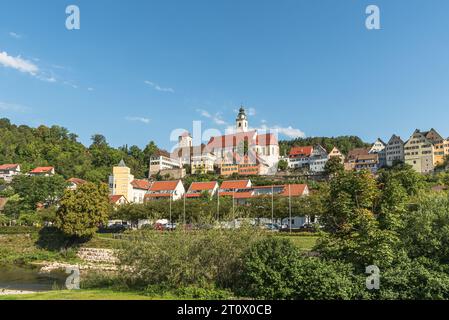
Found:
169,194 -> 172,231
289,184 -> 292,234
232,190 -> 235,229
183,192 -> 186,229
217,189 -> 220,223
271,185 -> 274,225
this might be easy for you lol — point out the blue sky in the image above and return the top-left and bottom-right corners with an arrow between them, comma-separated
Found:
1,0 -> 449,150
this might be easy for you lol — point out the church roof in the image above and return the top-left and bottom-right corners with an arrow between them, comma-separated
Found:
206,131 -> 277,150
206,131 -> 257,149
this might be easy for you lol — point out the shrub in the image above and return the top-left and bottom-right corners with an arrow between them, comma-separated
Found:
117,228 -> 263,290
239,237 -> 361,300
0,226 -> 39,234
238,237 -> 300,299
174,286 -> 233,300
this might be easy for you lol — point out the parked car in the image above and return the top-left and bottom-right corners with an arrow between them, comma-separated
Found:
263,223 -> 280,231
299,223 -> 317,232
99,223 -> 130,234
165,223 -> 177,231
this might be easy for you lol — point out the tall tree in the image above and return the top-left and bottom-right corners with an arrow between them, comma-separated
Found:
55,182 -> 111,239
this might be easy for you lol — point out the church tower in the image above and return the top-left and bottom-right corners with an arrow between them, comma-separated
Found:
236,106 -> 248,133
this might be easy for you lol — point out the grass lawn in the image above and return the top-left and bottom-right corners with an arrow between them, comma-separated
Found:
0,232 -> 123,265
275,234 -> 318,251
0,289 -> 165,300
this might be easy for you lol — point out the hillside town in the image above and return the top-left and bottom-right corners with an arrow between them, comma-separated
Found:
1,107 -> 449,214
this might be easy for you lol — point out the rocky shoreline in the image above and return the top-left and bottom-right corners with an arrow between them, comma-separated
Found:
0,289 -> 37,296
32,247 -> 119,273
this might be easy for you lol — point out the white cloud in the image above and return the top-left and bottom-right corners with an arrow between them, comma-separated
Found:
63,81 -> 78,89
125,116 -> 151,124
36,74 -> 57,83
196,109 -> 228,126
256,124 -> 306,138
272,126 -> 305,138
0,101 -> 30,113
224,123 -> 306,139
197,109 -> 211,118
87,87 -> 94,91
144,80 -> 175,93
0,51 -> 39,75
9,32 -> 22,39
248,107 -> 256,116
197,107 -> 305,139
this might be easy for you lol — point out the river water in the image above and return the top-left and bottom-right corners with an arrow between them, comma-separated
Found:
0,265 -> 67,292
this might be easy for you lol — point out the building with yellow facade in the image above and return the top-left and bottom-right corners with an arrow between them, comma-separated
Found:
108,160 -> 134,202
424,129 -> 447,166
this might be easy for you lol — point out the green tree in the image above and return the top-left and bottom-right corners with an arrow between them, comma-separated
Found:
277,159 -> 288,171
10,175 -> 68,209
239,238 -> 362,300
324,157 -> 344,177
320,170 -> 379,234
55,182 -> 110,239
377,179 -> 408,231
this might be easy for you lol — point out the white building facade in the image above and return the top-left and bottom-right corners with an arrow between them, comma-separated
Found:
385,135 -> 405,167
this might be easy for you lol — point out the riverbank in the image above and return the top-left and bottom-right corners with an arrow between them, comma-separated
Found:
0,289 -> 37,296
0,289 -> 158,300
0,232 -> 121,266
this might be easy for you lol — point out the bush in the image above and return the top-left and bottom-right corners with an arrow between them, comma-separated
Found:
117,228 -> 263,290
174,286 -> 233,300
239,237 -> 361,300
238,237 -> 300,299
0,226 -> 39,234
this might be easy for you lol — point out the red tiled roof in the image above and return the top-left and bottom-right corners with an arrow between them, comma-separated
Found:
131,179 -> 151,190
220,180 -> 251,190
145,193 -> 173,198
30,166 -> 54,173
230,184 -> 309,199
356,154 -> 378,161
186,193 -> 202,198
256,133 -> 278,145
289,146 -> 313,157
109,195 -> 125,203
348,148 -> 369,159
149,180 -> 180,192
0,164 -> 19,170
206,131 -> 278,150
233,191 -> 254,199
206,131 -> 257,149
68,178 -> 87,185
188,181 -> 218,192
280,184 -> 308,197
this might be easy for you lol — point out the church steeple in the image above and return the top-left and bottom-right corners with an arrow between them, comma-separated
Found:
236,106 -> 248,132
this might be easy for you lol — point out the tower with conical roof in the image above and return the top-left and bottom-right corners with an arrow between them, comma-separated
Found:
109,160 -> 134,202
236,106 -> 248,133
